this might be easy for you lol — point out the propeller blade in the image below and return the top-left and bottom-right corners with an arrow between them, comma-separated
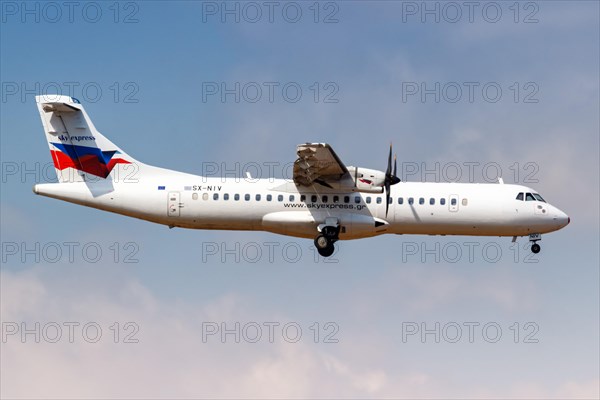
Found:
386,144 -> 392,176
385,181 -> 391,217
383,144 -> 400,217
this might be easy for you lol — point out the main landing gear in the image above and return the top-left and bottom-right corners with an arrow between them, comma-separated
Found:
314,225 -> 340,258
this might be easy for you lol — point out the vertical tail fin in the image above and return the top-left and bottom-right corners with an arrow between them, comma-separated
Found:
36,95 -> 136,183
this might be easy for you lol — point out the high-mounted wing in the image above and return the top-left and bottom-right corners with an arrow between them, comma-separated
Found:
293,143 -> 350,187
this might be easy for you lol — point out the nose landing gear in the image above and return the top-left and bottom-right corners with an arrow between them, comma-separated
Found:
529,233 -> 541,254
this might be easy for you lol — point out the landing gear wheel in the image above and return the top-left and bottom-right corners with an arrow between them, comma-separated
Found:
314,234 -> 330,250
314,234 -> 336,257
318,244 -> 335,258
315,224 -> 340,258
531,243 -> 541,254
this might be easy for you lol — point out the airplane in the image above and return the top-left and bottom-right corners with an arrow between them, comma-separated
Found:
33,95 -> 569,257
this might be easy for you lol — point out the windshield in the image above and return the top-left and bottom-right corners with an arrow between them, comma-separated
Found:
532,193 -> 546,202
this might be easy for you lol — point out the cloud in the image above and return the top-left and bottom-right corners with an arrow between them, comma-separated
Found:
0,268 -> 398,399
2,267 -> 598,399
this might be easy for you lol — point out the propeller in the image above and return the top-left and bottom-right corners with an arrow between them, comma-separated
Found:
384,143 -> 401,217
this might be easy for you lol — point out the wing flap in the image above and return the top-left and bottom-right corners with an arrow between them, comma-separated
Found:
293,143 -> 349,186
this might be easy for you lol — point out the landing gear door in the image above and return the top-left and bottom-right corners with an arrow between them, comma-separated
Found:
168,191 -> 181,217
449,194 -> 459,212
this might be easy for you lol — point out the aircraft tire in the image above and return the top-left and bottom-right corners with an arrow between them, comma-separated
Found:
318,244 -> 335,257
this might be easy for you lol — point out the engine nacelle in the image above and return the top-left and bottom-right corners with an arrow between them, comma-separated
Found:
347,166 -> 385,193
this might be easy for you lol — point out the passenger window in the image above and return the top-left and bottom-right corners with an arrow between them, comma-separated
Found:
255,194 -> 261,201
398,197 -> 403,204
376,197 -> 382,204
267,194 -> 272,201
245,194 -> 250,201
202,193 -> 208,201
451,198 -> 457,206
224,193 -> 229,201
366,197 -> 372,204
430,198 -> 435,205
333,196 -> 339,203
311,195 -> 317,202
388,197 -> 393,204
419,197 -> 424,205
278,195 -> 284,202
344,196 -> 350,203
408,197 -> 414,205
440,198 -> 446,205
300,195 -> 306,202
234,194 -> 240,201
462,198 -> 468,206
213,193 -> 219,200
526,193 -> 535,201
322,196 -> 328,203
354,196 -> 361,204
289,195 -> 295,202
516,192 -> 524,201
192,193 -> 198,200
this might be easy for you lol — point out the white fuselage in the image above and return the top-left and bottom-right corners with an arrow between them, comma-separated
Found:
33,164 -> 570,241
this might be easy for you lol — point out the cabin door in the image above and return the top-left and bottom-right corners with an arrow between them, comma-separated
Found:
168,191 -> 181,217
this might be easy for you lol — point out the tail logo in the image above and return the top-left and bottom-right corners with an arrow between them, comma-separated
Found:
50,142 -> 130,178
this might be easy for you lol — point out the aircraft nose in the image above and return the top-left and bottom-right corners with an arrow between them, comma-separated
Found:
553,207 -> 569,228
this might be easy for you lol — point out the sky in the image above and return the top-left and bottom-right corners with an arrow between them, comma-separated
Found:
1,1 -> 599,398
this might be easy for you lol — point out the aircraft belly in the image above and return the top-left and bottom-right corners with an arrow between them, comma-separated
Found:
391,208 -> 533,236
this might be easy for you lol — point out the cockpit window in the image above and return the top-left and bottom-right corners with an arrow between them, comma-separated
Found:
525,193 -> 535,201
516,192 -> 524,201
533,193 -> 546,202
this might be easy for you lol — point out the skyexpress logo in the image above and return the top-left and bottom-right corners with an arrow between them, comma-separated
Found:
50,143 -> 130,178
57,135 -> 96,142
